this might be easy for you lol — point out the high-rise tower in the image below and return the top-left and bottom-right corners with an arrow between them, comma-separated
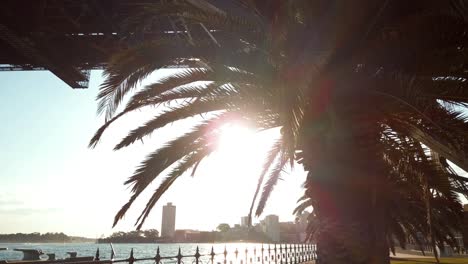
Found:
161,202 -> 176,238
264,214 -> 280,242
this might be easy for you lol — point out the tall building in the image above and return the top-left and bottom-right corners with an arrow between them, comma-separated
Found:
161,202 -> 176,238
264,215 -> 280,242
241,216 -> 249,227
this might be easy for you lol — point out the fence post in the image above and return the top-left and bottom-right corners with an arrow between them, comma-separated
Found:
273,244 -> 277,264
293,245 -> 297,264
129,248 -> 135,264
297,245 -> 301,263
261,245 -> 264,264
95,248 -> 100,261
298,244 -> 301,264
210,246 -> 215,264
301,244 -> 306,262
279,245 -> 282,264
195,246 -> 200,264
289,245 -> 293,264
313,245 -> 316,261
267,244 -> 271,264
177,247 -> 182,264
155,247 -> 161,264
284,245 -> 288,264
305,244 -> 308,262
254,247 -> 257,264
223,246 -> 227,264
245,248 -> 248,264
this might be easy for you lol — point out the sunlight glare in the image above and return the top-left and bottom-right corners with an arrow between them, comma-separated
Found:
218,124 -> 255,155
210,123 -> 266,181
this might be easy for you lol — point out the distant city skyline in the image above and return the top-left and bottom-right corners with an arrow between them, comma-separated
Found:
0,70 -> 307,238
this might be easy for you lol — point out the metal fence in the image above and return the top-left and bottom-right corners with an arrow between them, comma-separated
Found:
90,244 -> 317,264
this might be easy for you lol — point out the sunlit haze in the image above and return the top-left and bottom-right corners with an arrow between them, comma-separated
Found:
0,70 -> 306,238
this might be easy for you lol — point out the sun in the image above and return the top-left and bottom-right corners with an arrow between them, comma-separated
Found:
207,122 -> 276,179
208,123 -> 263,176
217,123 -> 256,155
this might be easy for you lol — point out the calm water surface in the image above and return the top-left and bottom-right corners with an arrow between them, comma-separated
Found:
0,243 -> 295,263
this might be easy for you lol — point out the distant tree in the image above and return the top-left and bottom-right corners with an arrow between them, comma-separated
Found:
98,229 -> 160,243
143,229 -> 159,238
217,224 -> 231,233
0,232 -> 74,243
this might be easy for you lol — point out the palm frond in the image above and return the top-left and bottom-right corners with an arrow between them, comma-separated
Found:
114,84 -> 270,150
97,38 -> 191,119
248,139 -> 283,224
255,152 -> 289,216
293,199 -> 313,216
111,113 -> 236,226
134,146 -> 215,229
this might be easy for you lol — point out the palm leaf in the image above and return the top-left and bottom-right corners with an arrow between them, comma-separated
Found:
255,152 -> 289,216
248,139 -> 283,225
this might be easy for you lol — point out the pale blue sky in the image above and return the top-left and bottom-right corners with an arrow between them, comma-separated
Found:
0,70 -> 306,238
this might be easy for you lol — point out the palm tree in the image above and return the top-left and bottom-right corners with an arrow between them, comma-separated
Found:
90,1 -> 468,263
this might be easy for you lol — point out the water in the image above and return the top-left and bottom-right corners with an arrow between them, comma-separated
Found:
0,243 -> 307,264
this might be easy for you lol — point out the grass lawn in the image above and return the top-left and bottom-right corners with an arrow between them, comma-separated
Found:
391,258 -> 468,264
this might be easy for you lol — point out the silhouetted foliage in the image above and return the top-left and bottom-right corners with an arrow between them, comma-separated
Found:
97,229 -> 159,243
91,1 -> 468,263
216,223 -> 231,233
0,232 -> 93,243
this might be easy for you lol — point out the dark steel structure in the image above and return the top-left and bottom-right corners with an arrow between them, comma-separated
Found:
0,0 -> 166,89
0,0 -> 257,89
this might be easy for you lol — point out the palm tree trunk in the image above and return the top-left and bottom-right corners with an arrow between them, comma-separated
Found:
300,110 -> 389,264
308,171 -> 390,264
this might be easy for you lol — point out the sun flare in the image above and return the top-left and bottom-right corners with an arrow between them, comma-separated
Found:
218,124 -> 256,154
209,123 -> 265,177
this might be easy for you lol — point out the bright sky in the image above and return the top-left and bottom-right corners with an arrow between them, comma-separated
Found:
0,70 -> 307,238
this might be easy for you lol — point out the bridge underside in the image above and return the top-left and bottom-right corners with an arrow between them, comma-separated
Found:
0,0 -> 250,88
0,0 -> 168,88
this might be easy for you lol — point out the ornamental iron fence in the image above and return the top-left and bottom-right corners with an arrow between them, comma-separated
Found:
89,244 -> 317,264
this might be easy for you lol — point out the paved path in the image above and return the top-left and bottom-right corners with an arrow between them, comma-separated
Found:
301,252 -> 432,263
391,252 -> 433,259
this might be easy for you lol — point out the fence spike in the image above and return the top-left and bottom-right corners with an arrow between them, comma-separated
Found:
294,244 -> 298,264
129,248 -> 135,264
223,246 -> 228,264
261,244 -> 265,264
95,248 -> 100,261
245,248 -> 248,264
155,247 -> 161,264
195,246 -> 201,264
268,244 -> 271,264
273,244 -> 278,264
210,246 -> 215,264
279,245 -> 283,264
177,247 -> 183,264
302,244 -> 305,262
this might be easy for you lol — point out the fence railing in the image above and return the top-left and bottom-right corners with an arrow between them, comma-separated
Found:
88,244 -> 317,264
